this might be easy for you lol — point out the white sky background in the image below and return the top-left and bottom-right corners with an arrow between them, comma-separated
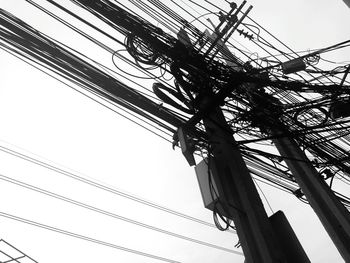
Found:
0,0 -> 349,262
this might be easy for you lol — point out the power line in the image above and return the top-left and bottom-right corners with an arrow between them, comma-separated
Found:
2,3 -> 350,204
0,4 -> 183,134
0,143 -> 233,232
187,0 -> 212,13
22,0 -> 177,103
4,1 -> 345,188
253,178 -> 274,214
0,174 -> 242,255
0,44 -> 174,144
0,211 -> 181,263
28,0 -> 175,94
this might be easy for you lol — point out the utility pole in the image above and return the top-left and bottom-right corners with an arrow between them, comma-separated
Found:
244,85 -> 350,261
247,85 -> 350,261
2,1 -> 348,261
194,27 -> 308,262
202,106 -> 287,262
273,131 -> 350,261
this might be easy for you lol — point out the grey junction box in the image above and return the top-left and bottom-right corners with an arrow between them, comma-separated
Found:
195,158 -> 218,211
194,158 -> 230,218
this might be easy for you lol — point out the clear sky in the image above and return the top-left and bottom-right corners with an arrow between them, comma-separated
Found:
0,0 -> 349,262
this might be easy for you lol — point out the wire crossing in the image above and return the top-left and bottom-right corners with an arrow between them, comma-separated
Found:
0,174 -> 242,255
0,143 -> 234,232
0,211 -> 182,263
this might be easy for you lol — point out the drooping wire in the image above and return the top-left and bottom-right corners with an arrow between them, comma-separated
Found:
0,143 -> 228,231
0,211 -> 182,263
253,178 -> 274,214
0,174 -> 242,255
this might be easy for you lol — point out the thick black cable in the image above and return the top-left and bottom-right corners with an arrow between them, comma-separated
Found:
0,44 -> 174,143
128,0 -> 178,35
168,0 -> 213,34
146,0 -> 190,30
0,9 -> 185,135
27,0 -> 170,95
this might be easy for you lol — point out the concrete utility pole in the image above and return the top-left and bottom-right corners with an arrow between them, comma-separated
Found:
273,132 -> 350,262
202,106 -> 287,263
245,85 -> 350,261
196,29 -> 310,263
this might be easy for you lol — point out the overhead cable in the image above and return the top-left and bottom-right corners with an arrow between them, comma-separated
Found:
0,211 -> 182,263
0,144 -> 228,231
0,174 -> 242,255
0,45 -> 173,143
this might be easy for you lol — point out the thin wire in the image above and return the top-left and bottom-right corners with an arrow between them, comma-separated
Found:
253,178 -> 274,214
177,0 -> 202,17
0,9 -> 180,136
128,0 -> 178,35
168,0 -> 212,31
27,0 -> 166,98
0,174 -> 242,255
0,45 -> 174,143
0,239 -> 38,263
21,0 -> 192,126
242,14 -> 342,85
187,0 -> 212,13
252,176 -> 294,195
0,211 -> 182,263
203,0 -> 227,12
0,144 -> 229,231
6,1 -> 350,196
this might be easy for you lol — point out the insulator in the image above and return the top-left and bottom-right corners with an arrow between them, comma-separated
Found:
237,29 -> 254,40
281,58 -> 306,74
230,2 -> 238,9
218,11 -> 226,22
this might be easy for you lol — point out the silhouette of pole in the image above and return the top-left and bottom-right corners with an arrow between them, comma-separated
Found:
202,106 -> 287,262
273,132 -> 350,262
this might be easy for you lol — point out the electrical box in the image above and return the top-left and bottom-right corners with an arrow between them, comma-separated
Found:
281,58 -> 306,74
195,158 -> 230,217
